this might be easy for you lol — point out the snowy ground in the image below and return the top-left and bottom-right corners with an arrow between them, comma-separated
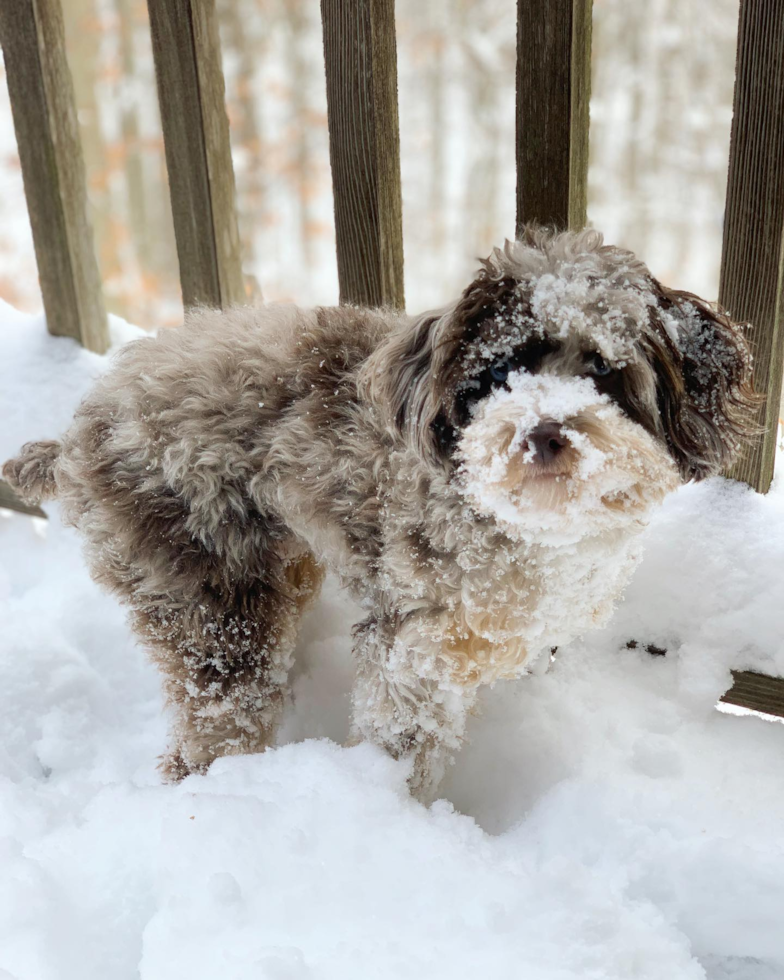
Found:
2,304 -> 784,980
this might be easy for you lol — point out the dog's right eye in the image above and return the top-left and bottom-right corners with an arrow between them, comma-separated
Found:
588,353 -> 613,377
489,359 -> 511,383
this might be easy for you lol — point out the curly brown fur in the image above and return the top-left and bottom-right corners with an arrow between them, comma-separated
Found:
3,228 -> 758,800
3,439 -> 62,503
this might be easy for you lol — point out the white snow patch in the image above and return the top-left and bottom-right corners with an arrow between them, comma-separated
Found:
0,298 -> 148,462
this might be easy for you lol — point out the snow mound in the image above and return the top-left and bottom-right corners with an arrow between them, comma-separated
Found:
1,309 -> 784,979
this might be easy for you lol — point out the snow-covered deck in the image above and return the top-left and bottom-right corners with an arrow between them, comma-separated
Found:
2,305 -> 783,980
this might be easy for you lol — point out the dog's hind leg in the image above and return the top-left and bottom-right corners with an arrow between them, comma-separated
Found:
131,552 -> 324,780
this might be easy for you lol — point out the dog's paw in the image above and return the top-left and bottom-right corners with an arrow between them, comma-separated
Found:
158,750 -> 207,783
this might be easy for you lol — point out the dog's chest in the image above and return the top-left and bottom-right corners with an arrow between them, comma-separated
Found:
410,530 -> 643,687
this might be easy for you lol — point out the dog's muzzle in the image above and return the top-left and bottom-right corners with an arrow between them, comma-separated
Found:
456,372 -> 680,545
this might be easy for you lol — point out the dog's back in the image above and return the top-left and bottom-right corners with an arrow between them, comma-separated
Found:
5,307 -> 307,590
1,300 -> 397,778
3,299 -> 400,606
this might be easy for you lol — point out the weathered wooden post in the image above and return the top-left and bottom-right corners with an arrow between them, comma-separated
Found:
321,0 -> 405,309
0,0 -> 109,354
0,0 -> 109,517
515,0 -> 593,234
147,0 -> 246,310
715,0 -> 784,719
719,0 -> 784,494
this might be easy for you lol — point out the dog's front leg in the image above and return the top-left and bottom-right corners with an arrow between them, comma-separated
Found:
350,612 -> 473,802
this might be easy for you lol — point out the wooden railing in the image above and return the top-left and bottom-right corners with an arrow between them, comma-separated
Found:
0,0 -> 109,354
146,0 -> 246,310
719,0 -> 784,493
1,0 -> 783,716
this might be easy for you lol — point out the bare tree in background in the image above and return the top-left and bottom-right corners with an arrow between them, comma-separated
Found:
284,0 -> 316,273
589,0 -> 739,295
65,0 -> 121,314
460,0 -> 511,254
115,0 -> 180,322
218,0 -> 265,278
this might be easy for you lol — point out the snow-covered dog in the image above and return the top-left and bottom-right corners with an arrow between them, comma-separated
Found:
4,227 -> 758,799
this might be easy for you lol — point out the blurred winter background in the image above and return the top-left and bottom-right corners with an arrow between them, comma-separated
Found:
0,0 -> 738,328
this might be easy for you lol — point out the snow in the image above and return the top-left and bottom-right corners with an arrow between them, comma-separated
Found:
2,308 -> 784,980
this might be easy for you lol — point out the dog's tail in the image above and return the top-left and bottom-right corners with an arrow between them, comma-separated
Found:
2,440 -> 62,503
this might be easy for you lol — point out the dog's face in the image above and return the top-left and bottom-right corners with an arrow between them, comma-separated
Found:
366,228 -> 758,542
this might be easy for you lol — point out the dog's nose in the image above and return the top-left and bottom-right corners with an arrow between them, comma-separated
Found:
525,421 -> 568,465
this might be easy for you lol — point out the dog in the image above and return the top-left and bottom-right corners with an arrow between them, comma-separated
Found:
4,227 -> 758,799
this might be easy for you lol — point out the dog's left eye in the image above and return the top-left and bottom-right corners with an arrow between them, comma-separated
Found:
588,353 -> 612,377
489,359 -> 511,383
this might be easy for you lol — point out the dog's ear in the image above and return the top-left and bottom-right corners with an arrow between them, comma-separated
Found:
360,262 -> 521,463
360,307 -> 454,462
646,280 -> 760,481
